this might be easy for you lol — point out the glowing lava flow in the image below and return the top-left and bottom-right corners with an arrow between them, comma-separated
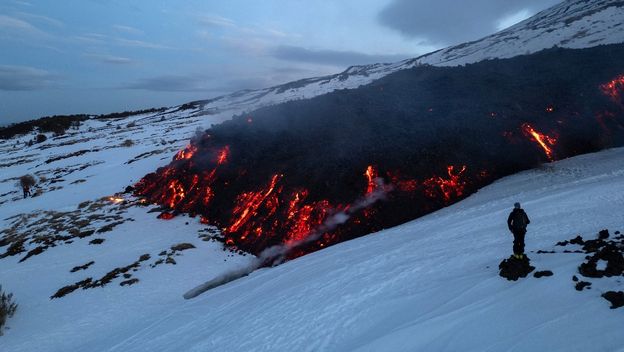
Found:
423,165 -> 467,202
174,144 -> 197,161
601,74 -> 624,103
521,123 -> 557,161
365,165 -> 378,194
227,174 -> 283,234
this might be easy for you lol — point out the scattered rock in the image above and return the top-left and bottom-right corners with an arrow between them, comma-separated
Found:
575,281 -> 592,291
70,261 -> 95,273
171,243 -> 195,252
96,221 -> 125,233
19,246 -> 47,262
89,238 -> 105,245
138,254 -> 151,262
534,270 -> 553,278
578,243 -> 624,278
78,230 -> 95,238
602,291 -> 624,309
120,278 -> 139,287
572,275 -> 579,282
499,255 -> 535,281
598,229 -> 610,240
123,273 -> 132,279
51,278 -> 93,299
570,235 -> 585,245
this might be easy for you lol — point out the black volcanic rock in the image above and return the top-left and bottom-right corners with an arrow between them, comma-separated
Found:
602,291 -> 624,309
534,270 -> 553,278
137,44 -> 624,257
499,256 -> 535,281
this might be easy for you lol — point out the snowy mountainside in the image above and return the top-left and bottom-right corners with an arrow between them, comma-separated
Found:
2,146 -> 624,351
190,0 -> 624,117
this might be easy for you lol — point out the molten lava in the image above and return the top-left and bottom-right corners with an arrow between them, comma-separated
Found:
601,74 -> 624,104
423,165 -> 467,203
521,123 -> 557,161
175,144 -> 197,161
365,165 -> 378,194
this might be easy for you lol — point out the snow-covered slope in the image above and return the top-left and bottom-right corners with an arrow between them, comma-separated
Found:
2,1 -> 624,350
189,0 -> 624,117
2,147 -> 624,351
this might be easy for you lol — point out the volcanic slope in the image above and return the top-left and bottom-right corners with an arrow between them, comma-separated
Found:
2,146 -> 624,351
187,0 -> 624,116
136,43 -> 624,258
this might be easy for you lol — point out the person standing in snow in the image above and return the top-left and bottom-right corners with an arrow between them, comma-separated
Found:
507,202 -> 530,259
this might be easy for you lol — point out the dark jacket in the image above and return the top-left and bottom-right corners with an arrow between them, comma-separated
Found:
508,208 -> 530,233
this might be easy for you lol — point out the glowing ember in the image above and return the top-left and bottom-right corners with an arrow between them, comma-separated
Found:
108,196 -> 125,204
227,174 -> 282,234
217,146 -> 230,165
521,123 -> 557,161
174,144 -> 198,161
600,74 -> 624,103
423,165 -> 467,202
365,165 -> 378,194
158,212 -> 175,220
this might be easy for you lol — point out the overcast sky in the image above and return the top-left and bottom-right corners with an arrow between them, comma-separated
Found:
0,0 -> 561,124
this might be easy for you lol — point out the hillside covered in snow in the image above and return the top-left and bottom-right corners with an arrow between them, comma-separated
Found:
2,0 -> 624,350
2,145 -> 624,351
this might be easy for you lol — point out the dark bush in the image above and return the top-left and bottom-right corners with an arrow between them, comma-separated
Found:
19,175 -> 36,189
95,107 -> 166,120
0,114 -> 88,140
0,285 -> 18,336
35,134 -> 47,143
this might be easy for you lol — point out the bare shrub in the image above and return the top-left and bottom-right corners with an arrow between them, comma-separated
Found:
121,139 -> 134,147
0,285 -> 18,336
19,175 -> 36,189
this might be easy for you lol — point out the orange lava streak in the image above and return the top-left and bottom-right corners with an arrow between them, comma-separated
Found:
167,179 -> 186,208
423,165 -> 467,202
521,123 -> 557,161
365,165 -> 377,194
227,174 -> 282,233
600,75 -> 624,103
217,146 -> 230,165
174,144 -> 197,161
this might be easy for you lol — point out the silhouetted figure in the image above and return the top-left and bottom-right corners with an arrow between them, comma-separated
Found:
23,185 -> 30,199
507,202 -> 530,259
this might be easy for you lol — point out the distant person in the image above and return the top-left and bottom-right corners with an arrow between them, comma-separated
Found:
507,202 -> 530,259
23,185 -> 30,199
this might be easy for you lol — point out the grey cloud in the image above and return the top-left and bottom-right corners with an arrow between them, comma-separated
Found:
84,53 -> 136,65
378,0 -> 562,45
122,73 -> 283,94
116,38 -> 171,50
15,12 -> 64,28
112,24 -> 143,35
198,14 -> 237,28
0,65 -> 58,90
122,75 -> 216,92
271,45 -> 411,67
